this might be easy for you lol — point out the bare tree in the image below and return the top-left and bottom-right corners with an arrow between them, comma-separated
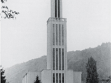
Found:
1,0 -> 19,19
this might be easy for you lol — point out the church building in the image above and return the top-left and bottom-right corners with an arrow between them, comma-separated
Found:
22,0 -> 82,83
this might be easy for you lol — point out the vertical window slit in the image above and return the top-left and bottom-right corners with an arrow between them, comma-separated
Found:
58,0 -> 60,18
59,24 -> 61,45
56,73 -> 58,83
56,24 -> 58,45
56,48 -> 58,70
62,25 -> 64,45
55,0 -> 57,17
53,73 -> 55,83
62,49 -> 64,70
62,73 -> 64,83
53,48 -> 55,70
59,48 -> 61,70
59,73 -> 61,83
53,24 -> 55,45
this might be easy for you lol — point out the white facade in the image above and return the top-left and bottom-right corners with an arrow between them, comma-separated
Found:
22,72 -> 41,83
66,70 -> 82,83
41,70 -> 52,83
22,71 -> 82,83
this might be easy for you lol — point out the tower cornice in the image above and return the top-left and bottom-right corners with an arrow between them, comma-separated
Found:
47,17 -> 67,23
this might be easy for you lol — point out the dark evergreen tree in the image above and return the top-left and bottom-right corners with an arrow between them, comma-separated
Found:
34,76 -> 40,83
86,57 -> 99,83
1,68 -> 6,83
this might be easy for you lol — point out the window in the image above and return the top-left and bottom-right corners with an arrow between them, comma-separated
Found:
56,73 -> 58,83
53,73 -> 55,83
56,48 -> 58,70
56,24 -> 58,45
59,73 -> 61,83
58,0 -> 60,17
55,0 -> 57,17
62,49 -> 64,70
62,73 -> 64,83
53,48 -> 55,70
53,24 -> 55,45
59,24 -> 61,45
59,48 -> 61,70
62,25 -> 64,45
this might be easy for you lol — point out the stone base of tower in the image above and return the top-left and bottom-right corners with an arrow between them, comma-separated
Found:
41,69 -> 82,83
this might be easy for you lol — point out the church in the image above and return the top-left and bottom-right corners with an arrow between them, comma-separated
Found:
22,0 -> 82,83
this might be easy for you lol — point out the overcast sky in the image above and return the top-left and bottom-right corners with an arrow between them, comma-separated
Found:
1,0 -> 111,68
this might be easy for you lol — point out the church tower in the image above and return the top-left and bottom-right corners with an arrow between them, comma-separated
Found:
41,1 -> 82,83
22,1 -> 82,83
47,0 -> 67,83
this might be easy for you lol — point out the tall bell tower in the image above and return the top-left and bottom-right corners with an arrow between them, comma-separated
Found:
47,0 -> 67,83
41,1 -> 82,83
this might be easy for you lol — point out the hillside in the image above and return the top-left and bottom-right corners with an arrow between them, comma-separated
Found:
5,43 -> 111,83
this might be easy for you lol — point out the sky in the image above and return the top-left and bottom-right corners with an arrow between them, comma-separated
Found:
0,0 -> 111,68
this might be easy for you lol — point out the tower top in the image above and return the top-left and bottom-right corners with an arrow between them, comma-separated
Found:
51,0 -> 62,18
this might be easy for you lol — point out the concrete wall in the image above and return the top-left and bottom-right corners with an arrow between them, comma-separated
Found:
73,72 -> 82,83
22,73 -> 28,83
66,70 -> 82,83
22,72 -> 41,83
28,72 -> 41,83
22,70 -> 82,83
47,20 -> 53,69
41,69 -> 51,83
66,70 -> 73,83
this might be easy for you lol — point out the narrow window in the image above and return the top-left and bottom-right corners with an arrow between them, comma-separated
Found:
58,0 -> 60,18
53,24 -> 55,45
56,73 -> 58,83
56,24 -> 58,45
53,73 -> 55,83
62,49 -> 64,70
59,24 -> 61,45
56,48 -> 58,70
55,0 -> 57,17
62,73 -> 64,83
59,73 -> 61,83
59,48 -> 61,70
62,25 -> 64,45
53,48 -> 55,70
